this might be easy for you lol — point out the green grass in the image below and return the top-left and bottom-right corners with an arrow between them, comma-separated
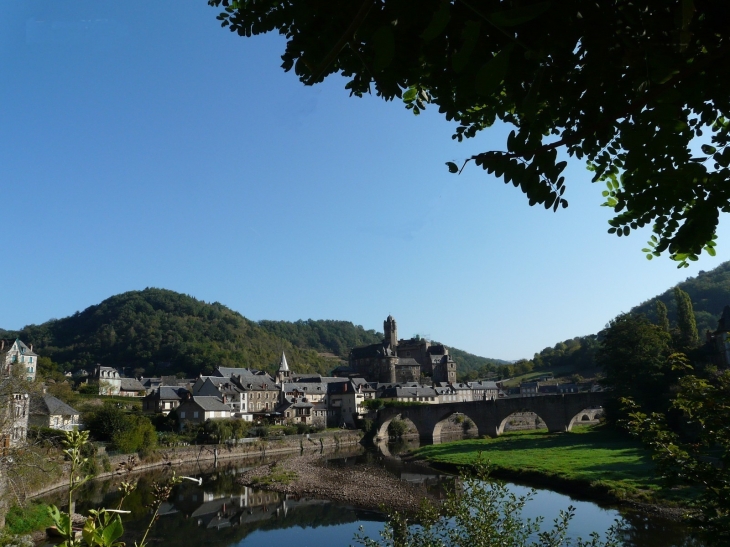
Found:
250,469 -> 298,487
4,503 -> 54,535
414,425 -> 682,503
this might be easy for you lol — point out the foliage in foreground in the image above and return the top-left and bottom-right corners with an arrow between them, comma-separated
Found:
624,368 -> 730,546
355,459 -> 620,547
44,430 -> 196,547
210,0 -> 730,265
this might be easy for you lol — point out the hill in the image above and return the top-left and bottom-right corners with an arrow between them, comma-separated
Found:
523,261 -> 730,379
4,288 -> 506,379
631,261 -> 730,335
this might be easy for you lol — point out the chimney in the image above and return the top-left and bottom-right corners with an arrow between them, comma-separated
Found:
30,344 -> 33,352
1,340 -> 4,351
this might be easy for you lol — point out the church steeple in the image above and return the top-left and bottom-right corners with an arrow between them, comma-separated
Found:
277,351 -> 291,384
384,315 -> 398,349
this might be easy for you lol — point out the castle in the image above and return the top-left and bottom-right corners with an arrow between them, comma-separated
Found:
348,316 -> 457,384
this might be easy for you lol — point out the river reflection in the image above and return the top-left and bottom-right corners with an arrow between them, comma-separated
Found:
42,442 -> 702,547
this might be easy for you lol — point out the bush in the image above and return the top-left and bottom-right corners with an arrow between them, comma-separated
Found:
282,425 -> 297,435
4,503 -> 54,535
78,382 -> 99,395
387,418 -> 407,438
295,423 -> 312,435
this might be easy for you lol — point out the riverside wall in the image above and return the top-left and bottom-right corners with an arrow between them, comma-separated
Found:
28,430 -> 363,499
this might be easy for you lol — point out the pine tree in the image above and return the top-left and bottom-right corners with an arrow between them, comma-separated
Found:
674,288 -> 699,348
656,301 -> 671,333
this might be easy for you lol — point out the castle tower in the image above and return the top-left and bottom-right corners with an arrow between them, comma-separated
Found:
384,315 -> 398,349
276,351 -> 291,384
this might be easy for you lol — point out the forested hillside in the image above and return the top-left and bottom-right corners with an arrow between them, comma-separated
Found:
3,288 -> 505,379
631,261 -> 730,335
9,289 -> 340,377
257,319 -> 381,357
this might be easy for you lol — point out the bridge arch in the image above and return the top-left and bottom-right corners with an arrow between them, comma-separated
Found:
432,411 -> 481,441
566,407 -> 603,431
497,409 -> 548,436
374,413 -> 423,440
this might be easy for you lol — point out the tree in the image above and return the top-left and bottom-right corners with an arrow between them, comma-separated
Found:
210,0 -> 730,266
656,300 -> 671,333
625,369 -> 730,546
674,287 -> 700,348
596,313 -> 674,418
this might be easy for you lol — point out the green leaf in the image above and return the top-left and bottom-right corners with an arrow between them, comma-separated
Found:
452,21 -> 480,73
706,246 -> 717,256
490,2 -> 551,27
701,144 -> 717,155
402,87 -> 418,102
373,26 -> 395,72
446,161 -> 459,173
102,516 -> 124,546
421,1 -> 451,43
474,46 -> 512,96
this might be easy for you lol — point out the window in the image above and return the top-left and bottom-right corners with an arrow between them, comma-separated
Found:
29,357 -> 33,363
180,411 -> 186,418
193,411 -> 199,418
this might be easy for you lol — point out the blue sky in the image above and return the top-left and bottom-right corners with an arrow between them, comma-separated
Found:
2,1 -> 728,361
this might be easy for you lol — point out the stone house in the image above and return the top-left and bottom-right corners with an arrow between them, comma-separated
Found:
177,396 -> 232,431
202,369 -> 279,420
142,386 -> 190,415
30,395 -> 81,431
119,378 -> 146,397
1,392 -> 29,448
1,339 -> 38,382
467,380 -> 500,401
193,376 -> 246,414
327,378 -> 375,427
434,384 -> 458,404
377,384 -> 438,404
520,382 -> 539,397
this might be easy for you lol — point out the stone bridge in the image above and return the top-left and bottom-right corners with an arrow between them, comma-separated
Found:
374,392 -> 608,442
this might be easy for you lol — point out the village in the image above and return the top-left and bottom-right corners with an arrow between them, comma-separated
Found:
1,316 -> 602,446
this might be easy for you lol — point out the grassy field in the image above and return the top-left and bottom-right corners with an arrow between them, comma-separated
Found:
413,425 -> 685,503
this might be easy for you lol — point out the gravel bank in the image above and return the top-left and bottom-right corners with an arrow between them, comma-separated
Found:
236,455 -> 434,513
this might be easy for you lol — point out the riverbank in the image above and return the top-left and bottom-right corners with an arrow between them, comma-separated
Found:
28,430 -> 363,499
235,454 -> 434,513
407,425 -> 692,514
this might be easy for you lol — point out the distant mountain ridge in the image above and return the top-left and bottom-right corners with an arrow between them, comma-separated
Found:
2,288 -> 505,378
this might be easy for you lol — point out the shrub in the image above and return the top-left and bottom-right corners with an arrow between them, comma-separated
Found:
387,418 -> 407,438
4,503 -> 54,535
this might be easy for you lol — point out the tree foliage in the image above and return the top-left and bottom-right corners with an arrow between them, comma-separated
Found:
656,300 -> 670,333
624,369 -> 730,546
674,287 -> 700,348
210,0 -> 730,265
597,313 -> 675,418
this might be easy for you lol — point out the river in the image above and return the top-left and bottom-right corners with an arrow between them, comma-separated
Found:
41,442 -> 703,547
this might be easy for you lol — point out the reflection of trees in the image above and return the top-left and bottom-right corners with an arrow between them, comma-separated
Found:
617,510 -> 702,547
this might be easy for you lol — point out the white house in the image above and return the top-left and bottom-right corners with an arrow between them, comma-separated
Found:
1,339 -> 38,382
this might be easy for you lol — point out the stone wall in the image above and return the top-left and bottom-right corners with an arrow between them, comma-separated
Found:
28,430 -> 363,499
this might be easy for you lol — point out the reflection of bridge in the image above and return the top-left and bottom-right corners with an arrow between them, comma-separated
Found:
374,392 -> 608,442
